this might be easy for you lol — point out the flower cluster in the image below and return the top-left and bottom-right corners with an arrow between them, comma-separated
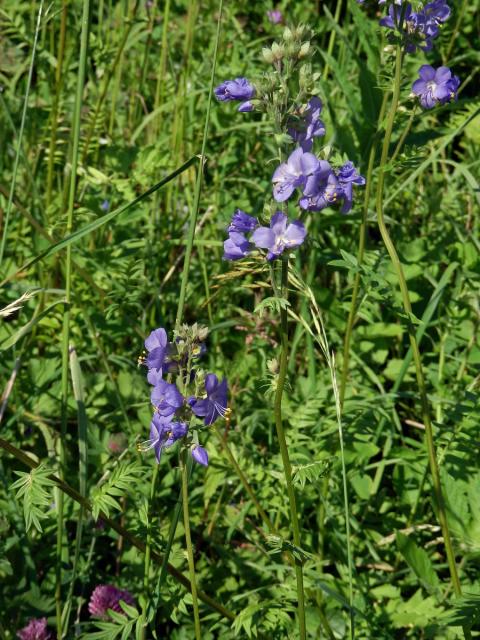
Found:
140,324 -> 228,467
223,210 -> 306,262
272,149 -> 365,214
215,28 -> 366,265
17,618 -> 51,640
88,584 -> 135,620
376,0 -> 451,53
359,1 -> 459,110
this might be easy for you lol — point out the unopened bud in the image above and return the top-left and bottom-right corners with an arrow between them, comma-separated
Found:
271,42 -> 285,60
283,27 -> 293,42
267,358 -> 279,375
298,41 -> 311,59
262,47 -> 275,64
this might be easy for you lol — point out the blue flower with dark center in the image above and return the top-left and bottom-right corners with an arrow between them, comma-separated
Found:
189,374 -> 228,425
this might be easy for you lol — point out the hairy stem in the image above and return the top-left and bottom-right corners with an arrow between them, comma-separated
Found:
376,44 -> 466,614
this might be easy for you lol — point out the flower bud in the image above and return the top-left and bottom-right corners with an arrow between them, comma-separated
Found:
267,358 -> 279,375
271,41 -> 285,60
262,47 -> 275,64
298,41 -> 311,59
283,27 -> 293,42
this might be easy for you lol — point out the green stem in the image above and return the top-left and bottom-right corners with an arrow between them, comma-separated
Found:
0,0 -> 44,268
445,0 -> 468,62
152,0 -> 171,139
181,451 -> 201,639
390,106 -> 417,166
273,257 -> 306,640
56,2 -> 90,636
339,91 -> 389,408
175,0 -> 223,329
323,0 -> 343,80
213,425 -> 276,534
140,464 -> 159,639
45,0 -> 67,209
376,44 -> 465,610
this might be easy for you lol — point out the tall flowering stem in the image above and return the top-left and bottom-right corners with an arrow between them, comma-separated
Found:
339,91 -> 389,407
375,44 -> 465,609
180,449 -> 202,640
272,255 -> 306,640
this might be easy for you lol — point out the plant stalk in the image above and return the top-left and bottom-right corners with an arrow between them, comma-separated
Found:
181,451 -> 202,639
273,256 -> 306,640
56,1 -> 91,636
339,91 -> 389,408
375,44 -> 465,610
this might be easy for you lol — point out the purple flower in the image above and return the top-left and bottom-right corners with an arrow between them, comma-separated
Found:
228,209 -> 258,233
267,9 -> 283,24
151,380 -> 184,416
238,101 -> 254,112
337,161 -> 366,213
299,160 -> 365,213
142,413 -> 188,462
189,373 -> 228,425
412,65 -> 460,109
223,231 -> 252,261
192,445 -> 209,466
145,328 -> 169,373
251,212 -> 306,261
88,584 -> 135,620
17,619 -> 51,640
100,199 -> 110,212
288,97 -> 326,151
272,147 -> 319,202
299,170 -> 342,212
214,78 -> 255,110
423,0 -> 451,32
379,1 -> 451,53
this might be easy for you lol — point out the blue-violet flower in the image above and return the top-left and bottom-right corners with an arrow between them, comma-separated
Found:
412,65 -> 459,109
192,445 -> 209,466
251,211 -> 307,260
189,373 -> 228,425
151,380 -> 184,416
272,147 -> 319,202
214,78 -> 255,113
288,97 -> 326,151
144,413 -> 188,462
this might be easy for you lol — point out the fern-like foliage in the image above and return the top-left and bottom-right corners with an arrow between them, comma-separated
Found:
292,458 -> 334,489
90,462 -> 143,521
11,464 -> 56,533
80,601 -> 141,640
